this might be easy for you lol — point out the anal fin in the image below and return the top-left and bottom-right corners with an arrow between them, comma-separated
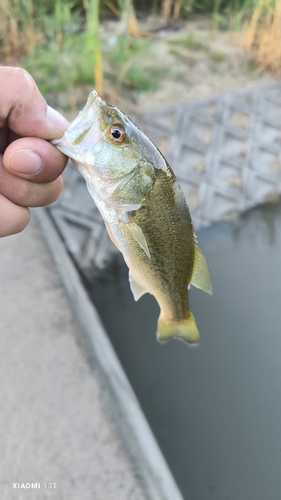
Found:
129,272 -> 148,301
190,246 -> 212,294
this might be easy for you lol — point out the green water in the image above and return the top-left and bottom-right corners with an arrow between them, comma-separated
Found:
86,201 -> 281,500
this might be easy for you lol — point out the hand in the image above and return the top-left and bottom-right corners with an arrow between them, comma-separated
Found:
0,66 -> 69,237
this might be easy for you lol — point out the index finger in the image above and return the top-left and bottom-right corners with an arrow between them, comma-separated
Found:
0,66 -> 69,140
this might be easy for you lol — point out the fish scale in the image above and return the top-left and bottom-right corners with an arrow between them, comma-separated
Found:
52,91 -> 212,343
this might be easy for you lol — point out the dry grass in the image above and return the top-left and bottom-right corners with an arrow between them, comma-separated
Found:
161,0 -> 182,21
238,0 -> 281,76
0,0 -> 38,62
120,0 -> 142,35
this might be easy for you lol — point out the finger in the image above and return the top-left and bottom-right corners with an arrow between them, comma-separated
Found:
0,126 -> 20,154
3,137 -> 68,183
0,66 -> 69,140
0,163 -> 63,207
0,124 -> 8,153
0,194 -> 30,237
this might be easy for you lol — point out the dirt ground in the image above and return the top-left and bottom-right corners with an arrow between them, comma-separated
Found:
61,16 -> 277,121
135,17 -> 276,112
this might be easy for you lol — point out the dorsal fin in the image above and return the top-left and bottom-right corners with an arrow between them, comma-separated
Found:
190,246 -> 212,295
193,231 -> 198,244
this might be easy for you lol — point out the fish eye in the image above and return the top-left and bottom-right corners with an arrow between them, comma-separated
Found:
108,125 -> 126,143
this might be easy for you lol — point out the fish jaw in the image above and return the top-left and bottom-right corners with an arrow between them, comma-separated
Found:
51,90 -> 102,166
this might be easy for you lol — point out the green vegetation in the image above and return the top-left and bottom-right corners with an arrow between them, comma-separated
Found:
237,0 -> 281,77
0,0 -> 280,104
107,34 -> 151,72
169,32 -> 227,66
0,0 -> 265,64
23,30 -> 167,95
105,34 -> 166,91
209,50 -> 227,62
24,34 -> 95,95
169,47 -> 196,66
84,0 -> 103,96
169,33 -> 209,52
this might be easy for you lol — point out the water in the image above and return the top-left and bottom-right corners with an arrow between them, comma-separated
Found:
86,201 -> 281,500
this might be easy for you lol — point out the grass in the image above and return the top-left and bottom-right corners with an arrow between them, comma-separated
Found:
168,32 -> 227,67
169,47 -> 197,66
0,0 -> 103,95
2,0 -> 280,107
168,32 -> 210,52
128,66 -> 168,91
24,33 -> 95,95
209,50 -> 227,62
24,31 -> 167,96
105,34 -> 167,91
0,0 -> 36,60
238,0 -> 281,76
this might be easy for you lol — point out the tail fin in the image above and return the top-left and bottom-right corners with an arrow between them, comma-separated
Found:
157,312 -> 200,344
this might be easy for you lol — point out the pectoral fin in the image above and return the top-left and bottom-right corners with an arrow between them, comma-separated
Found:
125,221 -> 151,258
129,272 -> 148,301
111,162 -> 154,208
190,246 -> 212,294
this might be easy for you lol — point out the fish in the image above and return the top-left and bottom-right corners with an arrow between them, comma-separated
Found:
52,91 -> 212,343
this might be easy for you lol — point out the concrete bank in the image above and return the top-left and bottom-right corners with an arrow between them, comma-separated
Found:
0,214 -> 145,500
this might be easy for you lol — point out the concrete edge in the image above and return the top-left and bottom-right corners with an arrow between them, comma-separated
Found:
33,207 -> 184,500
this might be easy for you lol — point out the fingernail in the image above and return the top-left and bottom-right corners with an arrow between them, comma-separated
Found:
8,150 -> 43,174
47,105 -> 69,136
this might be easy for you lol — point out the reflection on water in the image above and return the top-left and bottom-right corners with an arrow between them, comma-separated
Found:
232,199 -> 280,246
86,201 -> 281,500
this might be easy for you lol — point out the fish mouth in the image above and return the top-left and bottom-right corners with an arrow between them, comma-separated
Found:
51,90 -> 101,162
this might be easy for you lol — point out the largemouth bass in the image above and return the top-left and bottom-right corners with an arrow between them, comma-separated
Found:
53,91 -> 212,343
